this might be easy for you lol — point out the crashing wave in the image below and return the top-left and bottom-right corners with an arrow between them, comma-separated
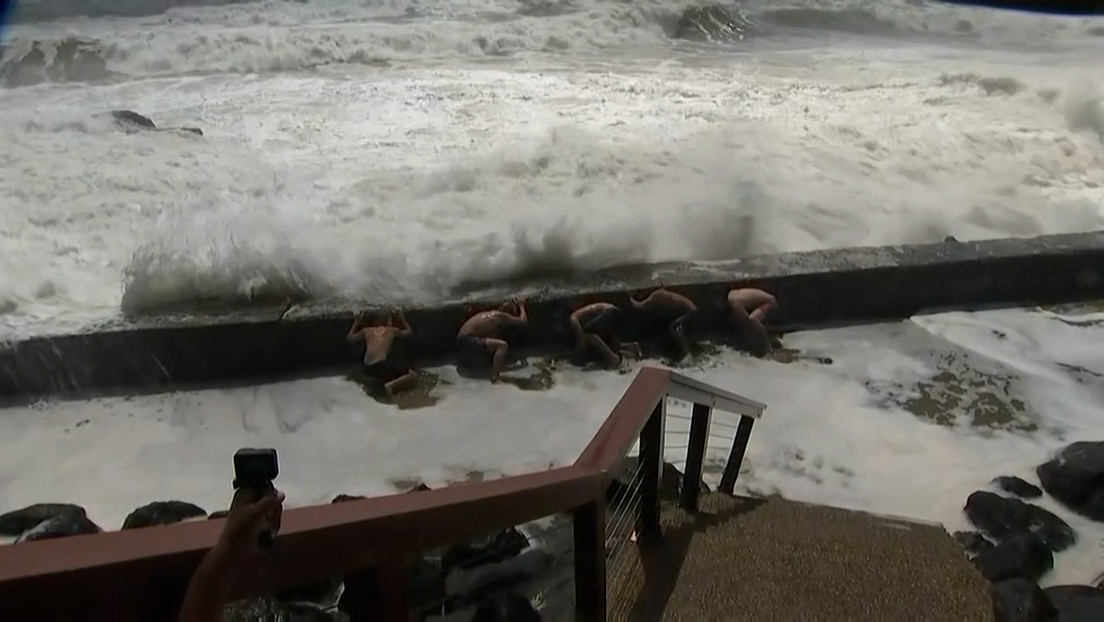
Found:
675,5 -> 757,42
1,37 -> 114,87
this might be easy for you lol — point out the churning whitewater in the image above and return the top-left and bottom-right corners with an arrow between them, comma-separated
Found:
1,0 -> 1104,596
1,0 -> 1103,336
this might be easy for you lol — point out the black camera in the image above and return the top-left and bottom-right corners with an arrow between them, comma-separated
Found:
233,448 -> 279,489
233,448 -> 279,549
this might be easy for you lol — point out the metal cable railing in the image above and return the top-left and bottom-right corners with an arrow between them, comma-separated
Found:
604,459 -> 646,614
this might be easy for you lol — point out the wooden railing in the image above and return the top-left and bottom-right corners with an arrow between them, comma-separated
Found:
0,366 -> 765,620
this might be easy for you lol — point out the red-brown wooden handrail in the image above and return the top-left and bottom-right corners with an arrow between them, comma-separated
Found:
0,366 -> 765,621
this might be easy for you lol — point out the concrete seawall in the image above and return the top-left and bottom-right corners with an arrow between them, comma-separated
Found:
2,231 -> 1102,400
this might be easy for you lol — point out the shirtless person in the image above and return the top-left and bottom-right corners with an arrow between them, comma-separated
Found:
569,302 -> 642,368
456,298 -> 528,383
628,284 -> 698,360
347,309 -> 418,397
727,288 -> 777,357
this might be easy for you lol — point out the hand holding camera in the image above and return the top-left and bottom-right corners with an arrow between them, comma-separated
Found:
226,448 -> 282,553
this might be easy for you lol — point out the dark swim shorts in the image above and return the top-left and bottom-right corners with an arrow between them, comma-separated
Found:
363,353 -> 411,383
457,335 -> 492,366
670,308 -> 700,334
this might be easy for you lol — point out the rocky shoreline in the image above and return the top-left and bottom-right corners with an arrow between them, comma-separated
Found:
4,442 -> 1104,619
954,441 -> 1104,620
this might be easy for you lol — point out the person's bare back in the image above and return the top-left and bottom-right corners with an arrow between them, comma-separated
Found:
629,287 -> 697,315
569,302 -> 640,368
456,299 -> 528,383
629,286 -> 698,359
347,310 -> 418,397
726,288 -> 776,356
458,310 -> 518,339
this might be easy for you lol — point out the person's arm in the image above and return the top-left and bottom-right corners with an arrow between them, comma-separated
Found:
569,314 -> 586,351
179,542 -> 234,622
393,309 -> 413,337
515,300 -> 528,324
180,489 -> 284,622
748,297 -> 776,323
346,313 -> 364,342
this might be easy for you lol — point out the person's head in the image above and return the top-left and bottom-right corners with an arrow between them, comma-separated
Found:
472,593 -> 541,622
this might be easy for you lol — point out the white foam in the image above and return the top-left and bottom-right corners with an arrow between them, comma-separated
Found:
2,44 -> 1103,335
2,308 -> 1102,585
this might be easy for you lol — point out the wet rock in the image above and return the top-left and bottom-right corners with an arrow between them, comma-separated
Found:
338,558 -> 444,619
442,527 -> 529,574
675,5 -> 754,42
332,494 -> 367,504
107,110 -> 204,136
965,491 -> 1076,552
608,457 -> 710,504
994,476 -> 1044,499
0,503 -> 88,536
954,530 -> 995,558
407,483 -> 432,493
1037,441 -> 1104,522
991,578 -> 1056,622
1044,585 -> 1104,621
448,549 -> 555,612
16,513 -> 102,543
111,110 -> 156,130
472,592 -> 541,622
277,577 -> 344,611
122,501 -> 207,530
974,533 -> 1054,583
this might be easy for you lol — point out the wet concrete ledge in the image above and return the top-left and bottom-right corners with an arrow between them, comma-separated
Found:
2,231 -> 1103,400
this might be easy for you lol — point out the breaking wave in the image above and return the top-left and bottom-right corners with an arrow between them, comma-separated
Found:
3,0 -> 1099,82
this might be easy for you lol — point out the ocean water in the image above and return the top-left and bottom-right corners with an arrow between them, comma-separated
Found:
1,0 -> 1104,591
1,0 -> 1103,335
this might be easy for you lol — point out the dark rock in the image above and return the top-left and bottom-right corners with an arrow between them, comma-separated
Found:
991,578 -> 1057,622
607,457 -> 710,505
1044,585 -> 1104,621
974,533 -> 1054,583
0,503 -> 88,536
106,110 -> 204,137
442,527 -> 529,574
339,558 -> 444,619
994,476 -> 1044,499
121,501 -> 206,530
332,494 -> 366,504
448,549 -> 555,613
407,483 -> 432,493
277,577 -> 344,610
207,510 -> 229,520
111,110 -> 156,129
954,530 -> 995,558
676,5 -> 754,42
945,235 -> 961,242
965,490 -> 1076,552
1037,441 -> 1104,522
472,592 -> 541,622
16,513 -> 102,543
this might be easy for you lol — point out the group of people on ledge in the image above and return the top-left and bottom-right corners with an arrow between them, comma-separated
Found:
346,285 -> 779,397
